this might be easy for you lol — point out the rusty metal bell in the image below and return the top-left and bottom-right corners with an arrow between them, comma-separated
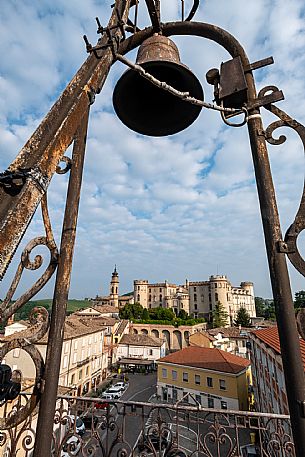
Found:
113,34 -> 204,136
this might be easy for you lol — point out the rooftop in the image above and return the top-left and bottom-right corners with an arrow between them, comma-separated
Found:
120,334 -> 164,347
251,326 -> 305,368
158,346 -> 250,374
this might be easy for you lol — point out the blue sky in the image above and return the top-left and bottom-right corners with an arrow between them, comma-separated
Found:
1,0 -> 305,300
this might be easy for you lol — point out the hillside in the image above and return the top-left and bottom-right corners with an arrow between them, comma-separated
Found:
13,299 -> 89,321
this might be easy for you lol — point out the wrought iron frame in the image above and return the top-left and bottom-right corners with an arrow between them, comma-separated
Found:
0,0 -> 305,455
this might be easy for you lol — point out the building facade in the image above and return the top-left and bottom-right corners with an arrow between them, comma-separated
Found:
2,316 -> 107,396
157,346 -> 251,411
134,275 -> 256,324
117,334 -> 166,371
249,327 -> 305,415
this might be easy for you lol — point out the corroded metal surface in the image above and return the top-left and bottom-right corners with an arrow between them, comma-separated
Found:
0,307 -> 48,430
0,195 -> 58,322
0,396 -> 296,456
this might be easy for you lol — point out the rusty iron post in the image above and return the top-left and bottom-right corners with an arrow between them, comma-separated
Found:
32,108 -> 90,457
246,114 -> 305,455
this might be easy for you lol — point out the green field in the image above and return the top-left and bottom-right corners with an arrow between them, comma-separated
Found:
13,299 -> 90,321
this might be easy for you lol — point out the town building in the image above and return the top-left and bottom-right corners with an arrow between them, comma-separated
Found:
134,275 -> 256,325
91,267 -> 134,309
249,326 -> 305,415
2,315 -> 108,396
157,346 -> 252,410
189,327 -> 251,359
117,334 -> 166,371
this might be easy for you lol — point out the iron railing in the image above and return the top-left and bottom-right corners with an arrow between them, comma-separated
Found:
0,395 -> 295,456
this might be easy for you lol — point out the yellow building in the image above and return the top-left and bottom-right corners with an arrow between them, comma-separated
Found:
157,346 -> 251,411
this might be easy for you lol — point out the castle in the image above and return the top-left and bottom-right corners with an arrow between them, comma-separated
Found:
93,269 -> 256,325
134,275 -> 256,324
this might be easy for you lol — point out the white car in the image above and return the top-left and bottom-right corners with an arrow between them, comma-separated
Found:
67,415 -> 85,436
113,382 -> 129,391
104,386 -> 123,399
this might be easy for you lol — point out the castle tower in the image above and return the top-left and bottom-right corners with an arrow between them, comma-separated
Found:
109,265 -> 119,307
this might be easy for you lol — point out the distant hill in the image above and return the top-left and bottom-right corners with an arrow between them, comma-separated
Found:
13,299 -> 89,321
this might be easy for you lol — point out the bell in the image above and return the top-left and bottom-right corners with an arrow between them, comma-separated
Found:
113,35 -> 204,137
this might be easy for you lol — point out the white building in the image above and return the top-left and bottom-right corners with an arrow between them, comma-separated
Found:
117,334 -> 166,371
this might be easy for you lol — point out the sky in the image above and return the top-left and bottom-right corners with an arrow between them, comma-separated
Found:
1,0 -> 305,300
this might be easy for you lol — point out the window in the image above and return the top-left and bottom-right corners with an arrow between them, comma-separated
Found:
194,303 -> 197,310
137,294 -> 140,302
183,372 -> 188,382
63,356 -> 68,369
172,370 -> 177,380
207,377 -> 213,387
64,342 -> 69,353
219,379 -> 226,390
215,293 -> 218,301
195,375 -> 200,385
71,374 -> 75,385
208,397 -> 214,408
221,401 -> 228,410
160,288 -> 162,292
162,368 -> 167,378
86,366 -> 89,376
194,294 -> 197,301
149,349 -> 153,355
82,338 -> 86,347
79,370 -> 83,381
13,348 -> 20,358
195,394 -> 201,405
73,352 -> 77,363
149,295 -> 152,301
215,283 -> 217,288
194,287 -> 196,292
74,340 -> 78,350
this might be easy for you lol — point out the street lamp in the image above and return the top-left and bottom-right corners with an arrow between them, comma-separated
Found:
0,1 -> 304,456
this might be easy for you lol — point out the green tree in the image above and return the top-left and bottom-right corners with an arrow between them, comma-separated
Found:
234,307 -> 251,327
254,297 -> 265,317
142,308 -> 150,320
178,309 -> 188,320
264,301 -> 276,320
212,302 -> 229,328
294,290 -> 305,309
119,302 -> 144,320
14,301 -> 50,321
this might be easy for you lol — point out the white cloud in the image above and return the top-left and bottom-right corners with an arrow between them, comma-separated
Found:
1,0 -> 305,302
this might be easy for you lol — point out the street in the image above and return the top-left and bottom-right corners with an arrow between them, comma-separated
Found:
77,372 -> 157,456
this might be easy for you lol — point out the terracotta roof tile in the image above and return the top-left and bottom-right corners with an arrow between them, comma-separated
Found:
251,327 -> 305,369
158,346 -> 250,374
120,334 -> 164,347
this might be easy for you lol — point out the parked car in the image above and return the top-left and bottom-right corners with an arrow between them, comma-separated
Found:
95,400 -> 109,409
67,415 -> 85,436
101,393 -> 114,401
113,382 -> 129,391
103,386 -> 123,399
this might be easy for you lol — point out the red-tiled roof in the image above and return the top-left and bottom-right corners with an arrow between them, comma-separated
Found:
158,346 -> 250,374
251,327 -> 305,368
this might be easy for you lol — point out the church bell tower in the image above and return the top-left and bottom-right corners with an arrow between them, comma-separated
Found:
109,265 -> 119,307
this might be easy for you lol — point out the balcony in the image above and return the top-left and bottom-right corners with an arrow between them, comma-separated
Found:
0,395 -> 295,456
